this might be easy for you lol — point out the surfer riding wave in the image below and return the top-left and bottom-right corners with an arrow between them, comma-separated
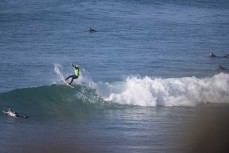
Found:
65,64 -> 79,85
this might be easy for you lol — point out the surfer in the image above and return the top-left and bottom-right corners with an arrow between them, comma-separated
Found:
209,52 -> 217,58
65,64 -> 79,85
87,27 -> 97,33
5,108 -> 18,117
3,107 -> 28,119
217,65 -> 228,71
209,52 -> 229,58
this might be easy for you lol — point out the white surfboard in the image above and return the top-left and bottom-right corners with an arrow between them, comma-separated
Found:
63,80 -> 74,88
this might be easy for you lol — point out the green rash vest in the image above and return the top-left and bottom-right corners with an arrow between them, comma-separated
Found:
74,67 -> 79,76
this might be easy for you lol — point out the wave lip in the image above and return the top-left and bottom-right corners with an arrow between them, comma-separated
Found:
103,73 -> 229,107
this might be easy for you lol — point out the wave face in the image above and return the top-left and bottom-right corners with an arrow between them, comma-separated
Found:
0,66 -> 228,119
0,84 -> 104,120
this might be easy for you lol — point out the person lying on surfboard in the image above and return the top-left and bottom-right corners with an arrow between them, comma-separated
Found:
217,64 -> 229,71
209,52 -> 229,58
65,64 -> 79,85
5,108 -> 18,117
87,27 -> 97,32
3,107 -> 29,119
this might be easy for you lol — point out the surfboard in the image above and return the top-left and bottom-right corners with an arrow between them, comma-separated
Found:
63,80 -> 74,88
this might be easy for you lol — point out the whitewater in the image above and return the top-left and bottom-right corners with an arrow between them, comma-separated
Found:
54,64 -> 229,107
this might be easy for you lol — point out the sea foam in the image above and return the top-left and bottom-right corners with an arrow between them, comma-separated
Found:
54,64 -> 229,107
101,73 -> 229,106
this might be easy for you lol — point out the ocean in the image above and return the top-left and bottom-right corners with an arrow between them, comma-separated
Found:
0,0 -> 229,153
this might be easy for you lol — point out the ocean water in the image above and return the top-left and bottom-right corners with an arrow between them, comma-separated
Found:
0,0 -> 229,153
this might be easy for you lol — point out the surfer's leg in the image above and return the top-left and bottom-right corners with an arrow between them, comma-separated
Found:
69,78 -> 74,85
65,76 -> 70,81
15,112 -> 19,117
69,75 -> 78,85
65,75 -> 74,81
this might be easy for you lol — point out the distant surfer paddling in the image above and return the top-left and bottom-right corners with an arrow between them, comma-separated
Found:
87,27 -> 97,33
65,64 -> 79,85
209,52 -> 217,58
3,107 -> 28,119
217,64 -> 229,71
209,52 -> 229,58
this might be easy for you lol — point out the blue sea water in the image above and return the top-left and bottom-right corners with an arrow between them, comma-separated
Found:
0,0 -> 229,153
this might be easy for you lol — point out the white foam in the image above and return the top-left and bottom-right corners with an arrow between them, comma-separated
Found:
100,73 -> 229,106
53,64 -> 229,106
54,64 -> 65,82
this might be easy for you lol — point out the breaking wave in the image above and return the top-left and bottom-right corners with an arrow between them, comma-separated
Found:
100,73 -> 229,106
0,64 -> 228,118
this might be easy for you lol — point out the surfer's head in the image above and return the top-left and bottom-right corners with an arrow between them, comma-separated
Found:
72,64 -> 78,68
